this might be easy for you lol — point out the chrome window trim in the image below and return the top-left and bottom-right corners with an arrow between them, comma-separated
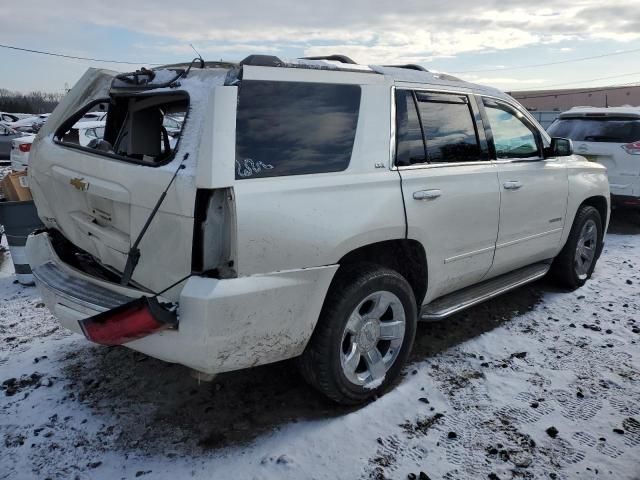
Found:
394,160 -> 498,171
391,85 -> 494,171
389,85 -> 396,170
476,92 -> 552,143
479,94 -> 550,163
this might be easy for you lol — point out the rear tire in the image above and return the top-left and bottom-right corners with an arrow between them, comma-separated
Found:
298,264 -> 417,405
551,205 -> 603,290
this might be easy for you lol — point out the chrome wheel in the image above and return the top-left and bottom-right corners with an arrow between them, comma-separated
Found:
340,290 -> 406,388
574,219 -> 598,279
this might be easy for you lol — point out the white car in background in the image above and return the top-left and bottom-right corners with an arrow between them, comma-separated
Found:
0,112 -> 20,123
548,107 -> 640,209
10,120 -> 105,171
0,123 -> 24,162
9,113 -> 50,133
9,134 -> 36,171
76,111 -> 107,123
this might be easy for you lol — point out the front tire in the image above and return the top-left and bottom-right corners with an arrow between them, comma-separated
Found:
298,264 -> 417,405
551,205 -> 603,289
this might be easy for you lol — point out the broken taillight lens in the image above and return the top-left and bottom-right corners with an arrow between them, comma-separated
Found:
18,143 -> 31,153
621,141 -> 640,155
78,296 -> 177,346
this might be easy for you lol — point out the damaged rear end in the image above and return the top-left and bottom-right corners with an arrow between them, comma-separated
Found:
27,64 -> 239,351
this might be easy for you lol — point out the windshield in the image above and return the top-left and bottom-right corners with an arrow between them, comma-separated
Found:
548,117 -> 640,143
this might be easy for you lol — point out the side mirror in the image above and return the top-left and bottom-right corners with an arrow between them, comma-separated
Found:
545,137 -> 573,158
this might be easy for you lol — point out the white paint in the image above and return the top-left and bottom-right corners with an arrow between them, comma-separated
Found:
26,231 -> 338,374
25,63 -> 610,379
195,85 -> 238,189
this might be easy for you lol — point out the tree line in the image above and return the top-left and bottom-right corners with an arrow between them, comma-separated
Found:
0,88 -> 65,114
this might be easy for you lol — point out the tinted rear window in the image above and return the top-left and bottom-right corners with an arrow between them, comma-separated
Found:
395,90 -> 481,166
395,90 -> 427,166
415,93 -> 480,163
235,81 -> 361,179
548,117 -> 640,143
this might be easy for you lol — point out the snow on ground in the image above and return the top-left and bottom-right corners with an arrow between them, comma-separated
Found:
0,214 -> 639,480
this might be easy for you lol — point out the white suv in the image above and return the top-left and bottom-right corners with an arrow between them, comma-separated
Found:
25,56 -> 609,404
548,106 -> 640,209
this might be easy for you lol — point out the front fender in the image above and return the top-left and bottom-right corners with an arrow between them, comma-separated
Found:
561,157 -> 610,245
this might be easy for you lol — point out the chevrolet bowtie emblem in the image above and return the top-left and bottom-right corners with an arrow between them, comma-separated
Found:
70,177 -> 89,191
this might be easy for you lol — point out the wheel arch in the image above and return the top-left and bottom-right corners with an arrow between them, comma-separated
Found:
336,239 -> 428,306
558,194 -> 608,263
581,195 -> 609,229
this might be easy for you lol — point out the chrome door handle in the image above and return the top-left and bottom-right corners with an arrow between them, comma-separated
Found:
503,181 -> 523,190
413,189 -> 442,200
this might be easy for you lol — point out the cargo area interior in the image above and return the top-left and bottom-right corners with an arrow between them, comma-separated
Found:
54,92 -> 189,165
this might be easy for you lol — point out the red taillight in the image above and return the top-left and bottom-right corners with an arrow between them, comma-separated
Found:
18,143 -> 31,153
78,297 -> 177,346
621,141 -> 640,155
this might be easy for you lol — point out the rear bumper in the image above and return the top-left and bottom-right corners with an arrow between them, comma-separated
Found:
26,232 -> 338,374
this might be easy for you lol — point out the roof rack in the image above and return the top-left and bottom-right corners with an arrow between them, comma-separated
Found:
240,55 -> 284,67
301,55 -> 357,64
433,73 -> 463,82
159,60 -> 237,70
383,64 -> 429,72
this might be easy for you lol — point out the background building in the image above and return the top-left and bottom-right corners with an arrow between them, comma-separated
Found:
509,84 -> 640,111
507,84 -> 640,128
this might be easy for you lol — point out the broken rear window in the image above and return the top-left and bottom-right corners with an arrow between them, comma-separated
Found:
54,92 -> 188,166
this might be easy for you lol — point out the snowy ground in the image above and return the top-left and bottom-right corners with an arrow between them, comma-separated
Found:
0,213 -> 639,480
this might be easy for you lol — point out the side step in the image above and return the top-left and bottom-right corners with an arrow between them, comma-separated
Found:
420,262 -> 551,321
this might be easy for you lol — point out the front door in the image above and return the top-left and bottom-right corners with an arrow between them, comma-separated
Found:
480,97 -> 568,277
395,89 -> 500,303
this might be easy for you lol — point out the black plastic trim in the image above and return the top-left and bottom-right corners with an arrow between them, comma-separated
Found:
383,64 -> 428,72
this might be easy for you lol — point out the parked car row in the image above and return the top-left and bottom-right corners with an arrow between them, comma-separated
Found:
9,113 -> 183,171
8,113 -> 50,134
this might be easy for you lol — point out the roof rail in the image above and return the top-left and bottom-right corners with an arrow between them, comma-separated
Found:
239,55 -> 284,67
383,64 -> 429,72
301,55 -> 357,64
158,60 -> 238,70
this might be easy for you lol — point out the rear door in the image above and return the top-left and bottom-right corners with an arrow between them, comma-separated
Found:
396,89 -> 500,302
481,97 -> 568,277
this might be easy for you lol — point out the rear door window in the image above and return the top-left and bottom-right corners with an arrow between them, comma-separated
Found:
548,117 -> 640,143
395,90 -> 427,166
395,90 -> 483,166
235,80 -> 361,179
483,99 -> 540,159
415,92 -> 481,163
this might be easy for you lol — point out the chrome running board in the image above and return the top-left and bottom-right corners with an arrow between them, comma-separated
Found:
420,262 -> 550,321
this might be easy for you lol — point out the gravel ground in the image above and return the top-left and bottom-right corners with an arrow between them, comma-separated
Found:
0,212 -> 639,480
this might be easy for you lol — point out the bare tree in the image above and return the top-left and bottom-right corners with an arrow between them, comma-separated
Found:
0,89 -> 65,114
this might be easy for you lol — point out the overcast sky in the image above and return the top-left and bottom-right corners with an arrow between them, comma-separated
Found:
1,0 -> 640,93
